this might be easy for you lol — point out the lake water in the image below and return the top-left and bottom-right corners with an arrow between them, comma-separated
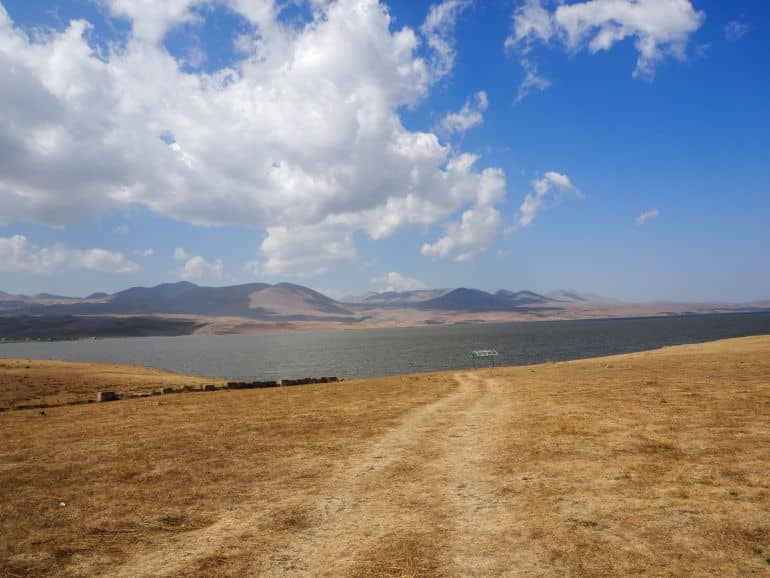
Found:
2,312 -> 769,380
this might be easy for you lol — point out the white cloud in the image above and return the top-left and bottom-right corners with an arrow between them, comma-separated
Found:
179,255 -> 223,282
372,271 -> 427,292
421,0 -> 473,80
173,247 -> 190,261
134,248 -> 154,257
636,208 -> 660,226
724,19 -> 748,42
515,57 -> 551,103
0,0 -> 506,272
113,224 -> 129,234
99,0 -> 203,43
507,171 -> 582,233
440,91 -> 488,134
505,0 -> 556,50
246,224 -> 357,277
422,206 -> 501,262
507,0 -> 705,81
0,234 -> 139,274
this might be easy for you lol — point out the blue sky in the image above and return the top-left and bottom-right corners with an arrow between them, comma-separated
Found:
0,0 -> 768,302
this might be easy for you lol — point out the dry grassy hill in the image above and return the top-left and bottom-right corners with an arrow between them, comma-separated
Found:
1,336 -> 770,576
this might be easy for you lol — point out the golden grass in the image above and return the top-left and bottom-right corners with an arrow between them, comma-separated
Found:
1,335 -> 770,576
0,359 -> 226,407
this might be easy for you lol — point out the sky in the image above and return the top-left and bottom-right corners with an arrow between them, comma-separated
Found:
0,0 -> 768,302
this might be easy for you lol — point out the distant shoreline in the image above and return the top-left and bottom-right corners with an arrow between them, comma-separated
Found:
1,307 -> 770,343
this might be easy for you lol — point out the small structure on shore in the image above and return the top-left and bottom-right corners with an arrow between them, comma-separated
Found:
471,349 -> 498,368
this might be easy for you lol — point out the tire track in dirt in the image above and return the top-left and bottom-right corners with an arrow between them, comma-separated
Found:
108,374 -> 479,578
438,375 -> 521,575
257,372 -> 488,576
259,371 -> 518,576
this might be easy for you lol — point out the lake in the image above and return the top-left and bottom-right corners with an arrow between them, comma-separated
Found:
2,312 -> 770,380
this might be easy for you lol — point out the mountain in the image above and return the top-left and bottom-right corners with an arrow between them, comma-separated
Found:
358,289 -> 451,306
545,290 -> 588,302
418,288 -> 555,312
0,290 -> 24,312
87,292 -> 110,299
34,293 -> 75,300
248,283 -> 352,316
545,290 -> 615,303
15,281 -> 355,321
495,290 -> 552,306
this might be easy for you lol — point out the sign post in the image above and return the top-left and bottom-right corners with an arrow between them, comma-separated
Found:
471,349 -> 499,368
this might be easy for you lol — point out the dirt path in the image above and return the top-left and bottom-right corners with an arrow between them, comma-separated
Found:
109,372 -> 515,577
438,376 -> 521,575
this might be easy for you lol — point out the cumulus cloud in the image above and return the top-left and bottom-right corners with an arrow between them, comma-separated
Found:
246,224 -> 357,277
134,248 -> 154,257
173,247 -> 190,261
724,19 -> 749,42
0,234 -> 139,274
422,206 -> 501,262
179,255 -> 224,281
372,271 -> 427,292
507,171 -> 582,233
101,0 -> 203,43
0,0 -> 507,273
635,208 -> 660,226
507,0 -> 705,83
440,91 -> 488,134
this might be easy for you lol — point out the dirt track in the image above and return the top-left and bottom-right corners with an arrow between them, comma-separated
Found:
110,372 -> 511,576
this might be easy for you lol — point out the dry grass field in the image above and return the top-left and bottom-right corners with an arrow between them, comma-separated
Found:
0,359 -> 226,407
1,335 -> 769,576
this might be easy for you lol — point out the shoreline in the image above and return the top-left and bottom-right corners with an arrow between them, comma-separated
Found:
1,307 -> 768,344
3,333 -> 769,409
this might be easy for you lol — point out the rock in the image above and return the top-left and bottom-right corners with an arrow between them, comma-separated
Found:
252,380 -> 278,388
202,384 -> 217,391
97,391 -> 118,402
158,387 -> 175,395
227,381 -> 250,389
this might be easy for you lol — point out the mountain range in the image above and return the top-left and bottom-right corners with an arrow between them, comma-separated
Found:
1,281 -> 768,340
0,282 -> 602,318
0,282 -> 355,320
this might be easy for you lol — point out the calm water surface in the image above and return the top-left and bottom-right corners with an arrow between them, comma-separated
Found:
2,313 -> 769,380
